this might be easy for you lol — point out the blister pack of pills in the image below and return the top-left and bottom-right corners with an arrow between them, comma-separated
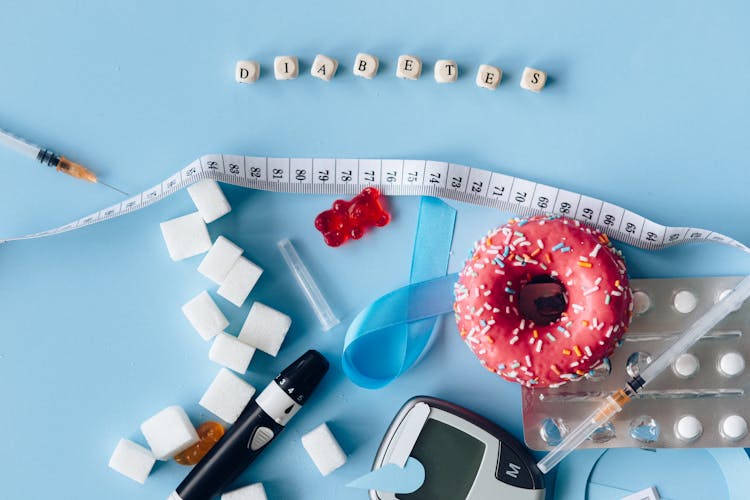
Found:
522,275 -> 750,450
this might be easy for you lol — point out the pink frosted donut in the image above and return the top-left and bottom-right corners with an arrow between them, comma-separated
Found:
453,215 -> 633,387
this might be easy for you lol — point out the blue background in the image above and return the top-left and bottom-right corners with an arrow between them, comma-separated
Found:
1,1 -> 749,499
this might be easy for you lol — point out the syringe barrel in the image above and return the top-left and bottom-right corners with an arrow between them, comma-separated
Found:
640,274 -> 750,385
537,388 -> 631,473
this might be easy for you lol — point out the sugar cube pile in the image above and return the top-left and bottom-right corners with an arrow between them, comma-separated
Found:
160,212 -> 211,261
198,236 -> 244,284
200,368 -> 256,423
239,302 -> 292,357
108,439 -> 155,484
140,406 -> 199,460
209,332 -> 256,373
217,256 -> 263,307
221,482 -> 268,500
301,423 -> 347,476
182,291 -> 229,341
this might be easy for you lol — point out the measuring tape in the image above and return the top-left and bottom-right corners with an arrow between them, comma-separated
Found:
2,153 -> 748,253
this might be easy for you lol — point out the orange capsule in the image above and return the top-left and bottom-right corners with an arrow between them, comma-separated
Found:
174,421 -> 225,466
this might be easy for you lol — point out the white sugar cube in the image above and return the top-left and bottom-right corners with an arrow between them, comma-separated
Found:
236,60 -> 260,83
353,53 -> 379,79
108,439 -> 155,484
222,483 -> 268,500
274,56 -> 299,80
181,291 -> 228,341
476,64 -> 502,90
209,333 -> 256,373
301,423 -> 347,476
198,236 -> 244,284
188,179 -> 231,223
239,302 -> 291,357
217,256 -> 263,307
520,66 -> 547,92
140,406 -> 199,460
160,212 -> 212,261
434,60 -> 458,83
200,368 -> 256,423
396,55 -> 422,80
311,54 -> 338,81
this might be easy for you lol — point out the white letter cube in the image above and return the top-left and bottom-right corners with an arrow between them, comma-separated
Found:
198,236 -> 244,284
200,368 -> 256,423
434,60 -> 458,83
140,406 -> 199,460
311,54 -> 338,81
301,423 -> 347,476
236,60 -> 260,83
108,439 -> 155,484
160,212 -> 211,261
476,64 -> 502,90
187,179 -> 231,223
209,333 -> 256,373
181,291 -> 229,341
217,256 -> 263,307
239,302 -> 291,357
520,67 -> 547,92
221,483 -> 268,500
353,53 -> 379,79
274,56 -> 299,80
396,55 -> 422,80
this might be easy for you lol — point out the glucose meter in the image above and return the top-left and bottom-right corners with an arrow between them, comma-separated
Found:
370,396 -> 545,500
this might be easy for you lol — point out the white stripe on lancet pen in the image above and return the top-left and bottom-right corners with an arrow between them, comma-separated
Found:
2,154 -> 748,257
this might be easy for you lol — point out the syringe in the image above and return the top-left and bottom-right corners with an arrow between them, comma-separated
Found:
536,273 -> 750,473
0,127 -> 127,195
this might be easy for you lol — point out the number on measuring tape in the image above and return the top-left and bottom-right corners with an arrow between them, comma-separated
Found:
268,158 -> 290,183
334,159 -> 357,184
246,157 -> 267,182
359,159 -> 381,185
403,160 -> 425,186
466,167 -> 491,197
488,172 -> 514,202
2,153 -> 746,255
223,155 -> 245,178
425,161 -> 448,188
510,177 -> 536,207
313,159 -> 335,184
291,158 -> 312,184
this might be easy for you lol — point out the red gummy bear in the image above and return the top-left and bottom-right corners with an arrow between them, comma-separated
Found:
314,187 -> 391,247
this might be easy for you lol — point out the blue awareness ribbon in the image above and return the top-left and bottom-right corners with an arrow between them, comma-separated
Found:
342,197 -> 457,389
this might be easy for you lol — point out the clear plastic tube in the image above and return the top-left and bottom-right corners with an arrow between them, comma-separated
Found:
537,273 -> 750,473
278,238 -> 340,331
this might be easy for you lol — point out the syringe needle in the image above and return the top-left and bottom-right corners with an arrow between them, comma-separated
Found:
1,127 -> 128,196
96,179 -> 129,196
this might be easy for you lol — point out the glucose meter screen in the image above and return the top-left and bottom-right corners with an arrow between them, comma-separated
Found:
398,418 -> 485,500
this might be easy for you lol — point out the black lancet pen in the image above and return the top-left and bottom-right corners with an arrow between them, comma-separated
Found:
168,350 -> 329,500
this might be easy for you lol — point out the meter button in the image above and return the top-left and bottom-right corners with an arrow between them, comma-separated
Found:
249,426 -> 275,451
496,444 -> 533,489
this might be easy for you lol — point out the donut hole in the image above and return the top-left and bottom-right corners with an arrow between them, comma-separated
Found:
518,275 -> 568,325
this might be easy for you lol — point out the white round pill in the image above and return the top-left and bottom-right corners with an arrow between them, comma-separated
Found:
718,352 -> 745,377
672,353 -> 700,378
632,291 -> 651,315
673,290 -> 697,314
721,415 -> 748,441
717,289 -> 742,312
675,415 -> 703,441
